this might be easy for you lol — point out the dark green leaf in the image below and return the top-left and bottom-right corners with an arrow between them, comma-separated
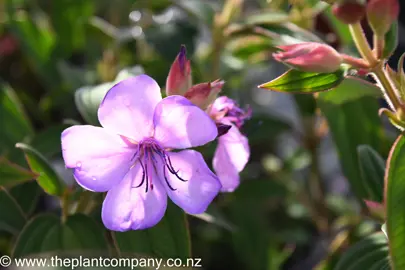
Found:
385,134 -> 405,269
0,187 -> 26,234
9,182 -> 41,215
13,214 -> 60,257
0,157 -> 37,188
13,214 -> 109,257
29,124 -> 71,159
114,201 -> 190,259
357,145 -> 385,202
259,69 -> 345,93
334,233 -> 389,270
15,143 -> 64,196
0,84 -> 33,155
383,21 -> 398,58
318,78 -> 386,199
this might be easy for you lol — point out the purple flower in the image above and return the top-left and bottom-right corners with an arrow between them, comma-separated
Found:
209,96 -> 251,192
61,75 -> 221,231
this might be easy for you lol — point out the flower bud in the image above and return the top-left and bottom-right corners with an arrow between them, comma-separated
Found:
272,43 -> 342,73
367,0 -> 399,36
166,45 -> 192,96
332,1 -> 366,24
184,80 -> 225,109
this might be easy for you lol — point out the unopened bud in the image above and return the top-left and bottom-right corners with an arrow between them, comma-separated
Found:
272,42 -> 342,73
367,0 -> 399,36
166,45 -> 192,96
332,1 -> 366,24
185,80 -> 225,109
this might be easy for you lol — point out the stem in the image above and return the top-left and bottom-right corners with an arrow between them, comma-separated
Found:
373,64 -> 402,109
349,23 -> 401,110
340,54 -> 370,69
76,191 -> 93,214
373,34 -> 385,59
61,189 -> 70,223
349,23 -> 378,66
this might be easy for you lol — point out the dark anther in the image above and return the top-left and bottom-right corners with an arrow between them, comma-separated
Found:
134,160 -> 146,188
163,163 -> 177,191
165,154 -> 187,182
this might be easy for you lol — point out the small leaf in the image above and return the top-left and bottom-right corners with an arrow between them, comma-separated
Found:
75,66 -> 144,125
385,134 -> 405,269
258,69 -> 345,93
383,21 -> 398,58
114,201 -> 190,259
13,214 -> 60,257
15,143 -> 64,196
334,233 -> 389,270
0,157 -> 37,188
0,187 -> 26,234
357,145 -> 385,202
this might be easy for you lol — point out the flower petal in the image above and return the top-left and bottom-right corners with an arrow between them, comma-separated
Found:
61,125 -> 134,192
98,75 -> 162,141
213,122 -> 249,192
153,96 -> 217,149
102,163 -> 167,231
160,150 -> 221,214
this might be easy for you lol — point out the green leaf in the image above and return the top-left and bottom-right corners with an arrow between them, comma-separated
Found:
383,22 -> 398,58
259,69 -> 345,93
13,214 -> 109,257
385,134 -> 405,269
114,201 -> 190,259
0,187 -> 26,234
9,182 -> 41,215
334,233 -> 389,270
357,145 -> 385,202
243,11 -> 289,25
0,84 -> 33,155
318,78 -> 386,199
0,157 -> 37,188
15,143 -> 64,196
75,66 -> 144,125
13,214 -> 59,257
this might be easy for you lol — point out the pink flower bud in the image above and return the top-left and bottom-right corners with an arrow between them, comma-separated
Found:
166,45 -> 192,96
185,80 -> 225,109
367,0 -> 399,36
332,1 -> 366,24
272,43 -> 342,73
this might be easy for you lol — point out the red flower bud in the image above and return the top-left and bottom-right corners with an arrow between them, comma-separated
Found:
367,0 -> 399,36
332,1 -> 366,24
184,80 -> 225,109
272,43 -> 342,73
166,45 -> 192,96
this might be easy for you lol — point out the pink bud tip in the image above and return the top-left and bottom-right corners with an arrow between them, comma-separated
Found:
166,45 -> 192,96
273,42 -> 342,73
184,79 -> 225,109
367,0 -> 399,36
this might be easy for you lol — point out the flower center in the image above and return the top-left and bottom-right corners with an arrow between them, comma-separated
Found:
130,138 -> 187,193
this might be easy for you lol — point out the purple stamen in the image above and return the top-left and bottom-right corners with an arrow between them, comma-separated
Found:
132,138 -> 188,192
